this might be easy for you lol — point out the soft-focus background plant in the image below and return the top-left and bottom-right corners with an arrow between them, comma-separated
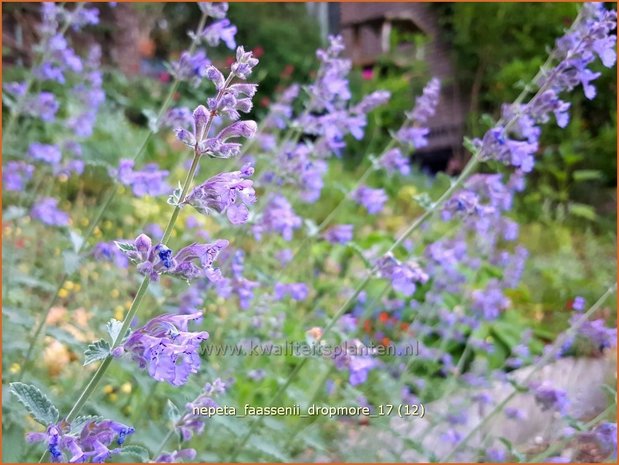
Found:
2,2 -> 616,463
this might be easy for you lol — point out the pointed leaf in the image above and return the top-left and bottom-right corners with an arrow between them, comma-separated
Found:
106,319 -> 123,345
9,383 -> 59,426
166,399 -> 181,425
84,339 -> 110,366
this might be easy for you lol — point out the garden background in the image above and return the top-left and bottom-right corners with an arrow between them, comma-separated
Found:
2,2 -> 617,463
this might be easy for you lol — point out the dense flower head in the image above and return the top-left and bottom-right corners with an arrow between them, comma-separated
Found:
198,2 -> 229,18
184,163 -> 255,224
309,35 -> 352,112
532,382 -> 570,415
353,185 -> 388,214
31,197 -> 69,226
231,46 -> 259,80
171,50 -> 211,84
378,255 -> 429,297
471,280 -> 510,320
396,126 -> 431,149
274,282 -> 309,301
115,233 -> 228,282
380,147 -> 410,176
4,81 -> 27,97
28,142 -> 62,167
173,378 -> 229,441
93,241 -> 130,268
324,224 -> 354,245
27,92 -> 60,122
4,161 -> 34,191
254,195 -> 302,241
200,19 -> 237,49
214,250 -> 259,309
26,419 -> 134,463
114,159 -> 170,197
333,339 -> 377,386
117,312 -> 208,386
572,317 -> 617,351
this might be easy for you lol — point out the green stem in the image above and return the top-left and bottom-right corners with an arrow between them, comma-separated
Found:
63,140 -> 203,424
15,9 -> 210,382
439,284 -> 616,462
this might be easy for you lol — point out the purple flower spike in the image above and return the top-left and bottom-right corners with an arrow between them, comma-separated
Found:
114,159 -> 170,197
31,197 -> 69,227
333,339 -> 377,386
407,78 -> 441,124
378,255 -> 429,297
231,46 -> 259,79
324,224 -> 354,245
532,382 -> 570,415
353,185 -> 388,214
185,163 -> 255,224
115,234 -> 228,282
28,142 -> 62,167
121,312 -> 209,386
27,419 -> 134,463
3,162 -> 34,191
274,282 -> 309,301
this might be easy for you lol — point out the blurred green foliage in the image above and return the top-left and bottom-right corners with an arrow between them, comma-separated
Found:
438,2 -> 617,227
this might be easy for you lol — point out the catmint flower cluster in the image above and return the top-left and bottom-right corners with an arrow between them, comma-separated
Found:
3,161 -> 34,191
476,4 -> 616,172
27,419 -> 134,463
172,3 -> 237,85
114,312 -> 209,386
333,339 -> 377,386
114,159 -> 170,197
378,255 -> 429,297
253,194 -> 302,241
323,224 -> 354,245
353,185 -> 388,214
31,197 -> 70,227
176,378 -> 228,441
214,250 -> 259,309
184,162 -> 255,224
532,382 -> 570,415
116,233 -> 228,283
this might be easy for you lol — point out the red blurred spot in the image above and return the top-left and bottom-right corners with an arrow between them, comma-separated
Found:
379,312 -> 389,323
158,72 -> 170,83
363,320 -> 372,333
253,46 -> 264,58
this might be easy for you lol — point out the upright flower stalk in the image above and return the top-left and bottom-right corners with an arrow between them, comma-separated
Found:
16,41 -> 260,461
16,2 -> 238,380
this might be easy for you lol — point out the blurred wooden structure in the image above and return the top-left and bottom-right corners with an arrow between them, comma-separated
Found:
332,3 -> 468,170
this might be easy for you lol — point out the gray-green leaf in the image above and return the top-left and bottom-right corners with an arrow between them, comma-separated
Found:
63,250 -> 82,275
84,339 -> 111,366
166,399 -> 181,425
106,319 -> 123,345
9,382 -> 59,426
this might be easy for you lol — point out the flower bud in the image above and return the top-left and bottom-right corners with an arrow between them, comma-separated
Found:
205,65 -> 225,90
134,233 -> 152,254
175,128 -> 196,147
193,105 -> 209,142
